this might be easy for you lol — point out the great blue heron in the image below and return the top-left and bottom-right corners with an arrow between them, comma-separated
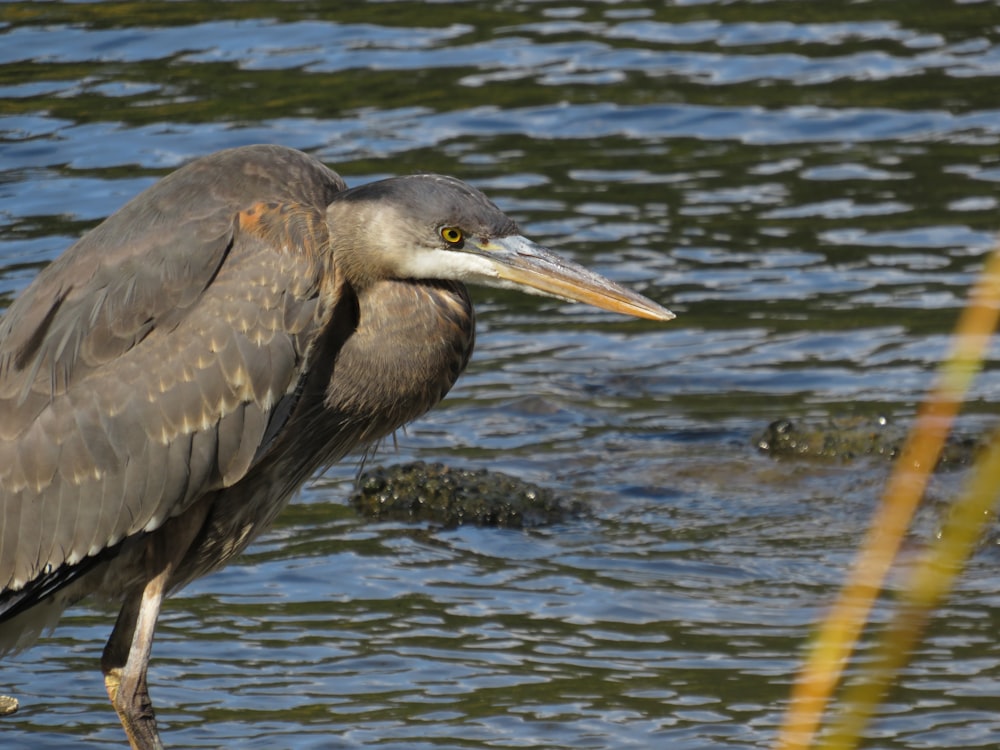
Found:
0,144 -> 672,748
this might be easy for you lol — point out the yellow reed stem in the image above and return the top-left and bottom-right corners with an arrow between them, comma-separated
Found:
773,244 -> 1000,750
819,431 -> 1000,750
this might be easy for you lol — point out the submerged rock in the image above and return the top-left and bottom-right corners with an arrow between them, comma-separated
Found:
756,416 -> 983,469
350,461 -> 582,528
756,416 -> 901,461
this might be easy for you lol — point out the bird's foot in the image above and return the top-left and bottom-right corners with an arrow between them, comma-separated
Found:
104,668 -> 165,750
0,694 -> 18,716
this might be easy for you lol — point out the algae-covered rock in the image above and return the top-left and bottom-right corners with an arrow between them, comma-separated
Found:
756,416 -> 901,460
757,416 -> 983,469
350,461 -> 582,528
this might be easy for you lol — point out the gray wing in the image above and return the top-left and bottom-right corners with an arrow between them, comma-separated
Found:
0,145 -> 346,592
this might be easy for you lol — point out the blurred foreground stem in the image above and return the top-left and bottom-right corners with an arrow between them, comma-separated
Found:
775,244 -> 1000,750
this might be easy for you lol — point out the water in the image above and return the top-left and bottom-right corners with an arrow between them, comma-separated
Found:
2,1 -> 1000,748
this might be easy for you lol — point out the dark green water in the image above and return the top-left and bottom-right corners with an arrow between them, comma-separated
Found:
2,1 -> 1000,748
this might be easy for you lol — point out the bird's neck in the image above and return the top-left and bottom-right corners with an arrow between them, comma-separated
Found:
320,277 -> 475,447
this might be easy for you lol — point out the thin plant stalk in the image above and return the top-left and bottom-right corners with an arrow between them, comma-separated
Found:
774,244 -> 1000,750
819,429 -> 1000,749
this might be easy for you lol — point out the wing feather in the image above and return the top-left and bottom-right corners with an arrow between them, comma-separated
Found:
0,145 -> 346,594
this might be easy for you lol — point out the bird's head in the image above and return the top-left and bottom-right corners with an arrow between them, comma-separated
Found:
326,174 -> 673,321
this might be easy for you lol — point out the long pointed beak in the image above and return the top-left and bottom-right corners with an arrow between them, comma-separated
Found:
475,235 -> 674,321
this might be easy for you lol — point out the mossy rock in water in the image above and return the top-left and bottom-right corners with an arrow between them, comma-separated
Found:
757,416 -> 982,469
351,461 -> 582,528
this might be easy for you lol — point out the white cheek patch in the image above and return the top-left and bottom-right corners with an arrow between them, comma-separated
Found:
400,248 -> 500,284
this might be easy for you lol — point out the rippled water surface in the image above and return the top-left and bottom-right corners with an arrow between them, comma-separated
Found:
3,2 -> 1000,748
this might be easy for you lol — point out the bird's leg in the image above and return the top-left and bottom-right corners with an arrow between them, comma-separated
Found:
102,575 -> 167,750
101,500 -> 211,750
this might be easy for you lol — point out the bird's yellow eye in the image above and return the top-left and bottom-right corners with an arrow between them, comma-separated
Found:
440,226 -> 464,246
